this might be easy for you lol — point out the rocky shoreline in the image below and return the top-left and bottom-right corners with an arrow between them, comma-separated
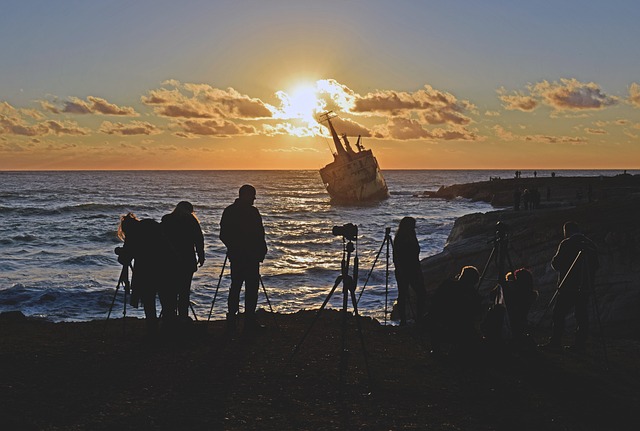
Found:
2,174 -> 640,430
419,173 -> 640,335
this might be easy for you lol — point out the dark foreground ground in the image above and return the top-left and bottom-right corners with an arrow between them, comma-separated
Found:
1,310 -> 639,431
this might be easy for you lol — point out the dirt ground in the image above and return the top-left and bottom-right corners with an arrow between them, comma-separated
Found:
1,310 -> 639,431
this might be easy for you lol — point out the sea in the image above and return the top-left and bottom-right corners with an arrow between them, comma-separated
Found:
0,169 -> 631,323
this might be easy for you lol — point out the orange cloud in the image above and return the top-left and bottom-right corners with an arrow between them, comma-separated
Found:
532,79 -> 617,110
175,119 -> 258,137
143,81 -> 272,120
585,128 -> 607,135
493,125 -> 587,145
497,88 -> 538,111
42,96 -> 138,116
1,103 -> 88,136
99,121 -> 162,136
353,85 -> 473,125
629,83 -> 640,108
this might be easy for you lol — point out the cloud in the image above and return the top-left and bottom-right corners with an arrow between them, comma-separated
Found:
100,121 -> 162,136
142,81 -> 273,120
497,88 -> 538,111
585,128 -> 607,135
532,79 -> 617,110
1,102 -> 89,136
352,85 -> 473,126
44,120 -> 89,135
498,78 -> 618,113
371,117 -> 477,141
629,82 -> 640,108
175,119 -> 258,137
493,125 -> 587,145
42,96 -> 138,116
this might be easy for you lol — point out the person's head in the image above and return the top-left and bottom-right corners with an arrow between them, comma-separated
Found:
457,265 -> 479,287
117,212 -> 139,241
396,216 -> 417,237
238,184 -> 257,203
174,201 -> 194,215
172,200 -> 200,222
563,221 -> 579,238
514,267 -> 533,289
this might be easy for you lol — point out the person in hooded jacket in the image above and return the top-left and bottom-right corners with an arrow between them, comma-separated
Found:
393,216 -> 427,326
161,201 -> 205,321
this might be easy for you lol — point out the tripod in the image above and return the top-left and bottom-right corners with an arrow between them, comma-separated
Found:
288,236 -> 372,383
103,264 -> 131,337
538,250 -> 608,368
357,227 -> 393,325
477,222 -> 514,293
207,254 -> 278,327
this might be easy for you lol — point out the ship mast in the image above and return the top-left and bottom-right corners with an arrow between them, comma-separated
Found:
318,111 -> 348,158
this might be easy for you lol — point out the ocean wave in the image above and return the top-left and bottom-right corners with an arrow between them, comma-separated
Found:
62,254 -> 116,266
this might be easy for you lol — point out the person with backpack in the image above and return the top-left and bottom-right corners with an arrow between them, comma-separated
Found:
542,221 -> 598,352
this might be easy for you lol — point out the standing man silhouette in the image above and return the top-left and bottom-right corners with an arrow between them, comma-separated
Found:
220,185 -> 268,331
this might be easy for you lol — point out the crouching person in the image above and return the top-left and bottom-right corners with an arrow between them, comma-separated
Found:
117,213 -> 171,336
426,266 -> 482,357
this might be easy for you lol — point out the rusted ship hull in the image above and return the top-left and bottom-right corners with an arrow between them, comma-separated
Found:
318,112 -> 389,203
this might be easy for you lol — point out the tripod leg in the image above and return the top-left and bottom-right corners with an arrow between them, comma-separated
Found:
122,287 -> 128,335
208,255 -> 228,322
286,276 -> 342,365
476,246 -> 497,291
189,301 -> 199,321
350,287 -> 373,383
102,281 -> 121,337
357,238 -> 386,304
259,275 -> 279,329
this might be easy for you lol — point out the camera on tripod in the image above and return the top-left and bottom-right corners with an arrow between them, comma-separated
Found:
332,223 -> 358,241
490,221 -> 508,244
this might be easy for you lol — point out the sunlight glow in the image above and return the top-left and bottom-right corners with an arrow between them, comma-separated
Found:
277,83 -> 325,123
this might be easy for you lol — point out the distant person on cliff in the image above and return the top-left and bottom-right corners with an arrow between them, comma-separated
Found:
513,188 -> 521,211
116,213 -> 170,335
161,201 -> 205,323
426,266 -> 482,356
393,216 -> 427,326
542,222 -> 598,352
220,185 -> 268,332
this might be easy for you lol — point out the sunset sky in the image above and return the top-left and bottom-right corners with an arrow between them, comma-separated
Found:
1,0 -> 639,170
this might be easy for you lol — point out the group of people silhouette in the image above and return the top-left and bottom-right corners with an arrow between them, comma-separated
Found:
117,184 -> 598,356
392,218 -> 598,357
116,184 -> 266,335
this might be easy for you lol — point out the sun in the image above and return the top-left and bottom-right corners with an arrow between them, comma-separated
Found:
282,83 -> 324,124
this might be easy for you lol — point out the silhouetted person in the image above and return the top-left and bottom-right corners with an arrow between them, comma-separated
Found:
426,266 -> 482,356
220,185 -> 268,331
522,188 -> 531,210
543,222 -> 598,352
513,188 -> 521,211
531,188 -> 540,209
503,268 -> 538,345
393,216 -> 427,326
117,213 -> 170,335
161,201 -> 205,321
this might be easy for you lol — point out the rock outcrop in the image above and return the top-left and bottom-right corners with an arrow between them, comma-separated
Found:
419,174 -> 640,333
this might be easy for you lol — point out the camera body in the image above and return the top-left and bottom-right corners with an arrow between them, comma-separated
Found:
332,223 -> 358,241
494,221 -> 508,243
